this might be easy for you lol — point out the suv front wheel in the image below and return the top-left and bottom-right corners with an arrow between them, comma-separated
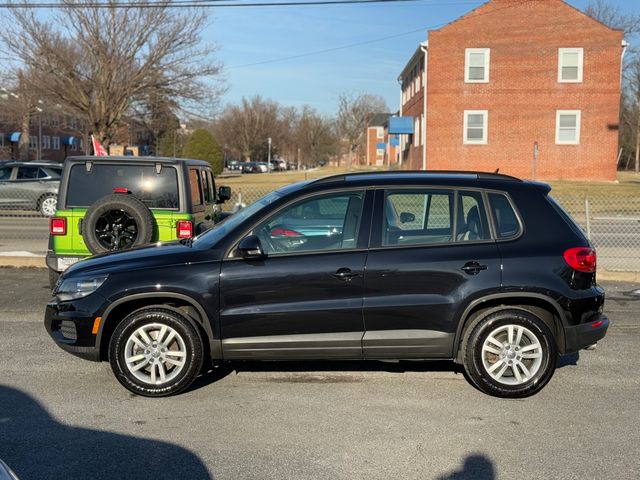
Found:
109,307 -> 204,397
462,309 -> 557,398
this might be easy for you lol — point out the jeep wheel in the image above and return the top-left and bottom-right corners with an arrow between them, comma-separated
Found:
39,194 -> 58,217
109,307 -> 204,397
82,194 -> 154,254
462,309 -> 557,398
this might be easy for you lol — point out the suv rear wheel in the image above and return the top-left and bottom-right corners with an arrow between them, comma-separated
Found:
462,309 -> 557,398
109,307 -> 204,397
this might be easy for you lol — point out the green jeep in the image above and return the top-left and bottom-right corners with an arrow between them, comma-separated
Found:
46,156 -> 231,288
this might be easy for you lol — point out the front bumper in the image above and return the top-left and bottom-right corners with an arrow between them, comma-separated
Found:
564,313 -> 609,354
44,294 -> 110,362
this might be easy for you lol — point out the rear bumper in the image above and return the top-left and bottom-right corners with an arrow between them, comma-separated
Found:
564,314 -> 609,353
46,251 -> 87,274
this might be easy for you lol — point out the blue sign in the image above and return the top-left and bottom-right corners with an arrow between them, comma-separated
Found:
376,142 -> 387,150
388,117 -> 414,134
390,137 -> 400,147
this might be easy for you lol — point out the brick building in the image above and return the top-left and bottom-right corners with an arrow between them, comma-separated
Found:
397,0 -> 625,180
365,113 -> 399,167
0,111 -> 87,161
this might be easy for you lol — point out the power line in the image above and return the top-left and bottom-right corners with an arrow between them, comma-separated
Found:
0,0 -> 473,9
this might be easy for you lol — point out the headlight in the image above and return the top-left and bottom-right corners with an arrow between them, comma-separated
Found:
55,275 -> 108,301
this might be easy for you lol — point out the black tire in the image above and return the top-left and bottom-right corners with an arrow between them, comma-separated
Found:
48,269 -> 60,291
109,307 -> 204,397
462,309 -> 557,398
82,194 -> 154,254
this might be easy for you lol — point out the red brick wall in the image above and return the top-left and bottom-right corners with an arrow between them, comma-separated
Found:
425,0 -> 623,181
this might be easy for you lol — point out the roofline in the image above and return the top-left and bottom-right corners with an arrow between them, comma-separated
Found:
312,170 -> 522,185
64,155 -> 209,164
398,41 -> 428,80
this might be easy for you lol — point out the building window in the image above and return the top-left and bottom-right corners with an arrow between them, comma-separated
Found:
52,136 -> 61,150
414,117 -> 420,147
558,48 -> 583,83
51,114 -> 59,127
376,127 -> 384,139
41,135 -> 51,150
0,134 -> 4,147
465,48 -> 490,83
29,136 -> 38,150
556,110 -> 581,145
376,148 -> 384,157
463,110 -> 488,144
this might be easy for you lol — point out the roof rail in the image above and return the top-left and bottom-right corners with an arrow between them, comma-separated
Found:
312,170 -> 521,184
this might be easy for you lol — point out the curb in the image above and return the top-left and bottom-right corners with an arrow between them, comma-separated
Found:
0,256 -> 46,268
1,255 -> 638,283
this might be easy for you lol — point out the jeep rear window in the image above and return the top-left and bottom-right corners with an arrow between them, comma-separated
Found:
66,164 -> 179,209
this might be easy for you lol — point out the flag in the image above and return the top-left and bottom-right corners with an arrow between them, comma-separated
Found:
91,135 -> 108,156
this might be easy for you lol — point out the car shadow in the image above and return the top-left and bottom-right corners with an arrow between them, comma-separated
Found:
557,351 -> 580,368
436,454 -> 495,480
0,385 -> 213,480
189,359 -> 464,391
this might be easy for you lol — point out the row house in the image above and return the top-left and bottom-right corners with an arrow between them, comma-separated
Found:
396,0 -> 625,181
0,110 -> 87,161
365,113 -> 399,167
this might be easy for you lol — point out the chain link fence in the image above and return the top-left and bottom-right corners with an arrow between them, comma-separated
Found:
1,179 -> 639,273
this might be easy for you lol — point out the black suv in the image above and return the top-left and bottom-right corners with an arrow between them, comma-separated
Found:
45,172 -> 607,398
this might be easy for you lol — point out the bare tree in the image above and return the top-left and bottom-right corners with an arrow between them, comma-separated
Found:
1,69 -> 42,160
0,1 -> 223,146
336,93 -> 389,167
294,106 -> 338,167
213,96 -> 286,162
586,0 -> 640,172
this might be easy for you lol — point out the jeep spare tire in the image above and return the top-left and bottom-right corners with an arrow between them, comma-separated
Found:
82,193 -> 154,254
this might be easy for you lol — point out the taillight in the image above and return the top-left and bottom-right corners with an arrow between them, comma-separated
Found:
113,187 -> 129,194
177,220 -> 193,238
563,247 -> 596,273
50,217 -> 66,235
270,227 -> 303,237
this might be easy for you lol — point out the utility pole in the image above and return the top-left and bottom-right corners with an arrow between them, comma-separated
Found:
37,106 -> 43,161
267,137 -> 272,173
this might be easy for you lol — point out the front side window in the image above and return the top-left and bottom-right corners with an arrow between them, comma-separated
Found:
558,48 -> 583,83
66,163 -> 179,209
253,191 -> 365,255
465,48 -> 490,83
556,110 -> 581,145
383,190 -> 454,246
464,110 -> 488,144
0,167 -> 12,181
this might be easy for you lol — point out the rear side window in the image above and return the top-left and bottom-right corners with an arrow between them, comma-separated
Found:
488,193 -> 521,238
17,167 -> 40,179
0,167 -> 11,180
189,168 -> 203,206
383,189 -> 454,246
458,191 -> 491,241
66,164 -> 179,209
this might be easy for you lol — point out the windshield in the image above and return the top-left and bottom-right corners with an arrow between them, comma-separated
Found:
191,189 -> 285,247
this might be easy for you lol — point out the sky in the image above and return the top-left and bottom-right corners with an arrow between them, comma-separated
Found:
207,0 -> 638,116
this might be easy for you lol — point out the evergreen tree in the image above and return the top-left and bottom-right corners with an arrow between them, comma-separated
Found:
183,129 -> 223,174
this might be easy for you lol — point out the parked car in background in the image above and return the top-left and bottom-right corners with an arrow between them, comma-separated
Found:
225,160 -> 241,171
0,161 -> 62,216
46,156 -> 231,288
45,171 -> 607,399
241,162 -> 268,173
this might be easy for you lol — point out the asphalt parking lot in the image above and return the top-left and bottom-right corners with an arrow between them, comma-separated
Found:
0,268 -> 639,480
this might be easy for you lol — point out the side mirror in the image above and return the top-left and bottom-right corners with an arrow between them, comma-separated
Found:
237,235 -> 265,259
400,212 -> 416,223
217,185 -> 231,204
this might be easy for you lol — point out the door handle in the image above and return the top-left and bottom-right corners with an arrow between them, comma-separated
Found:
461,261 -> 487,275
332,268 -> 360,281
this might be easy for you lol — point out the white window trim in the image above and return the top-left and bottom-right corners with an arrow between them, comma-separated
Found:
465,48 -> 490,83
463,110 -> 488,145
556,110 -> 581,145
558,48 -> 584,83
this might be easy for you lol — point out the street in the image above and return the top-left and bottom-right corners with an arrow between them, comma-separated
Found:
0,268 -> 638,479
